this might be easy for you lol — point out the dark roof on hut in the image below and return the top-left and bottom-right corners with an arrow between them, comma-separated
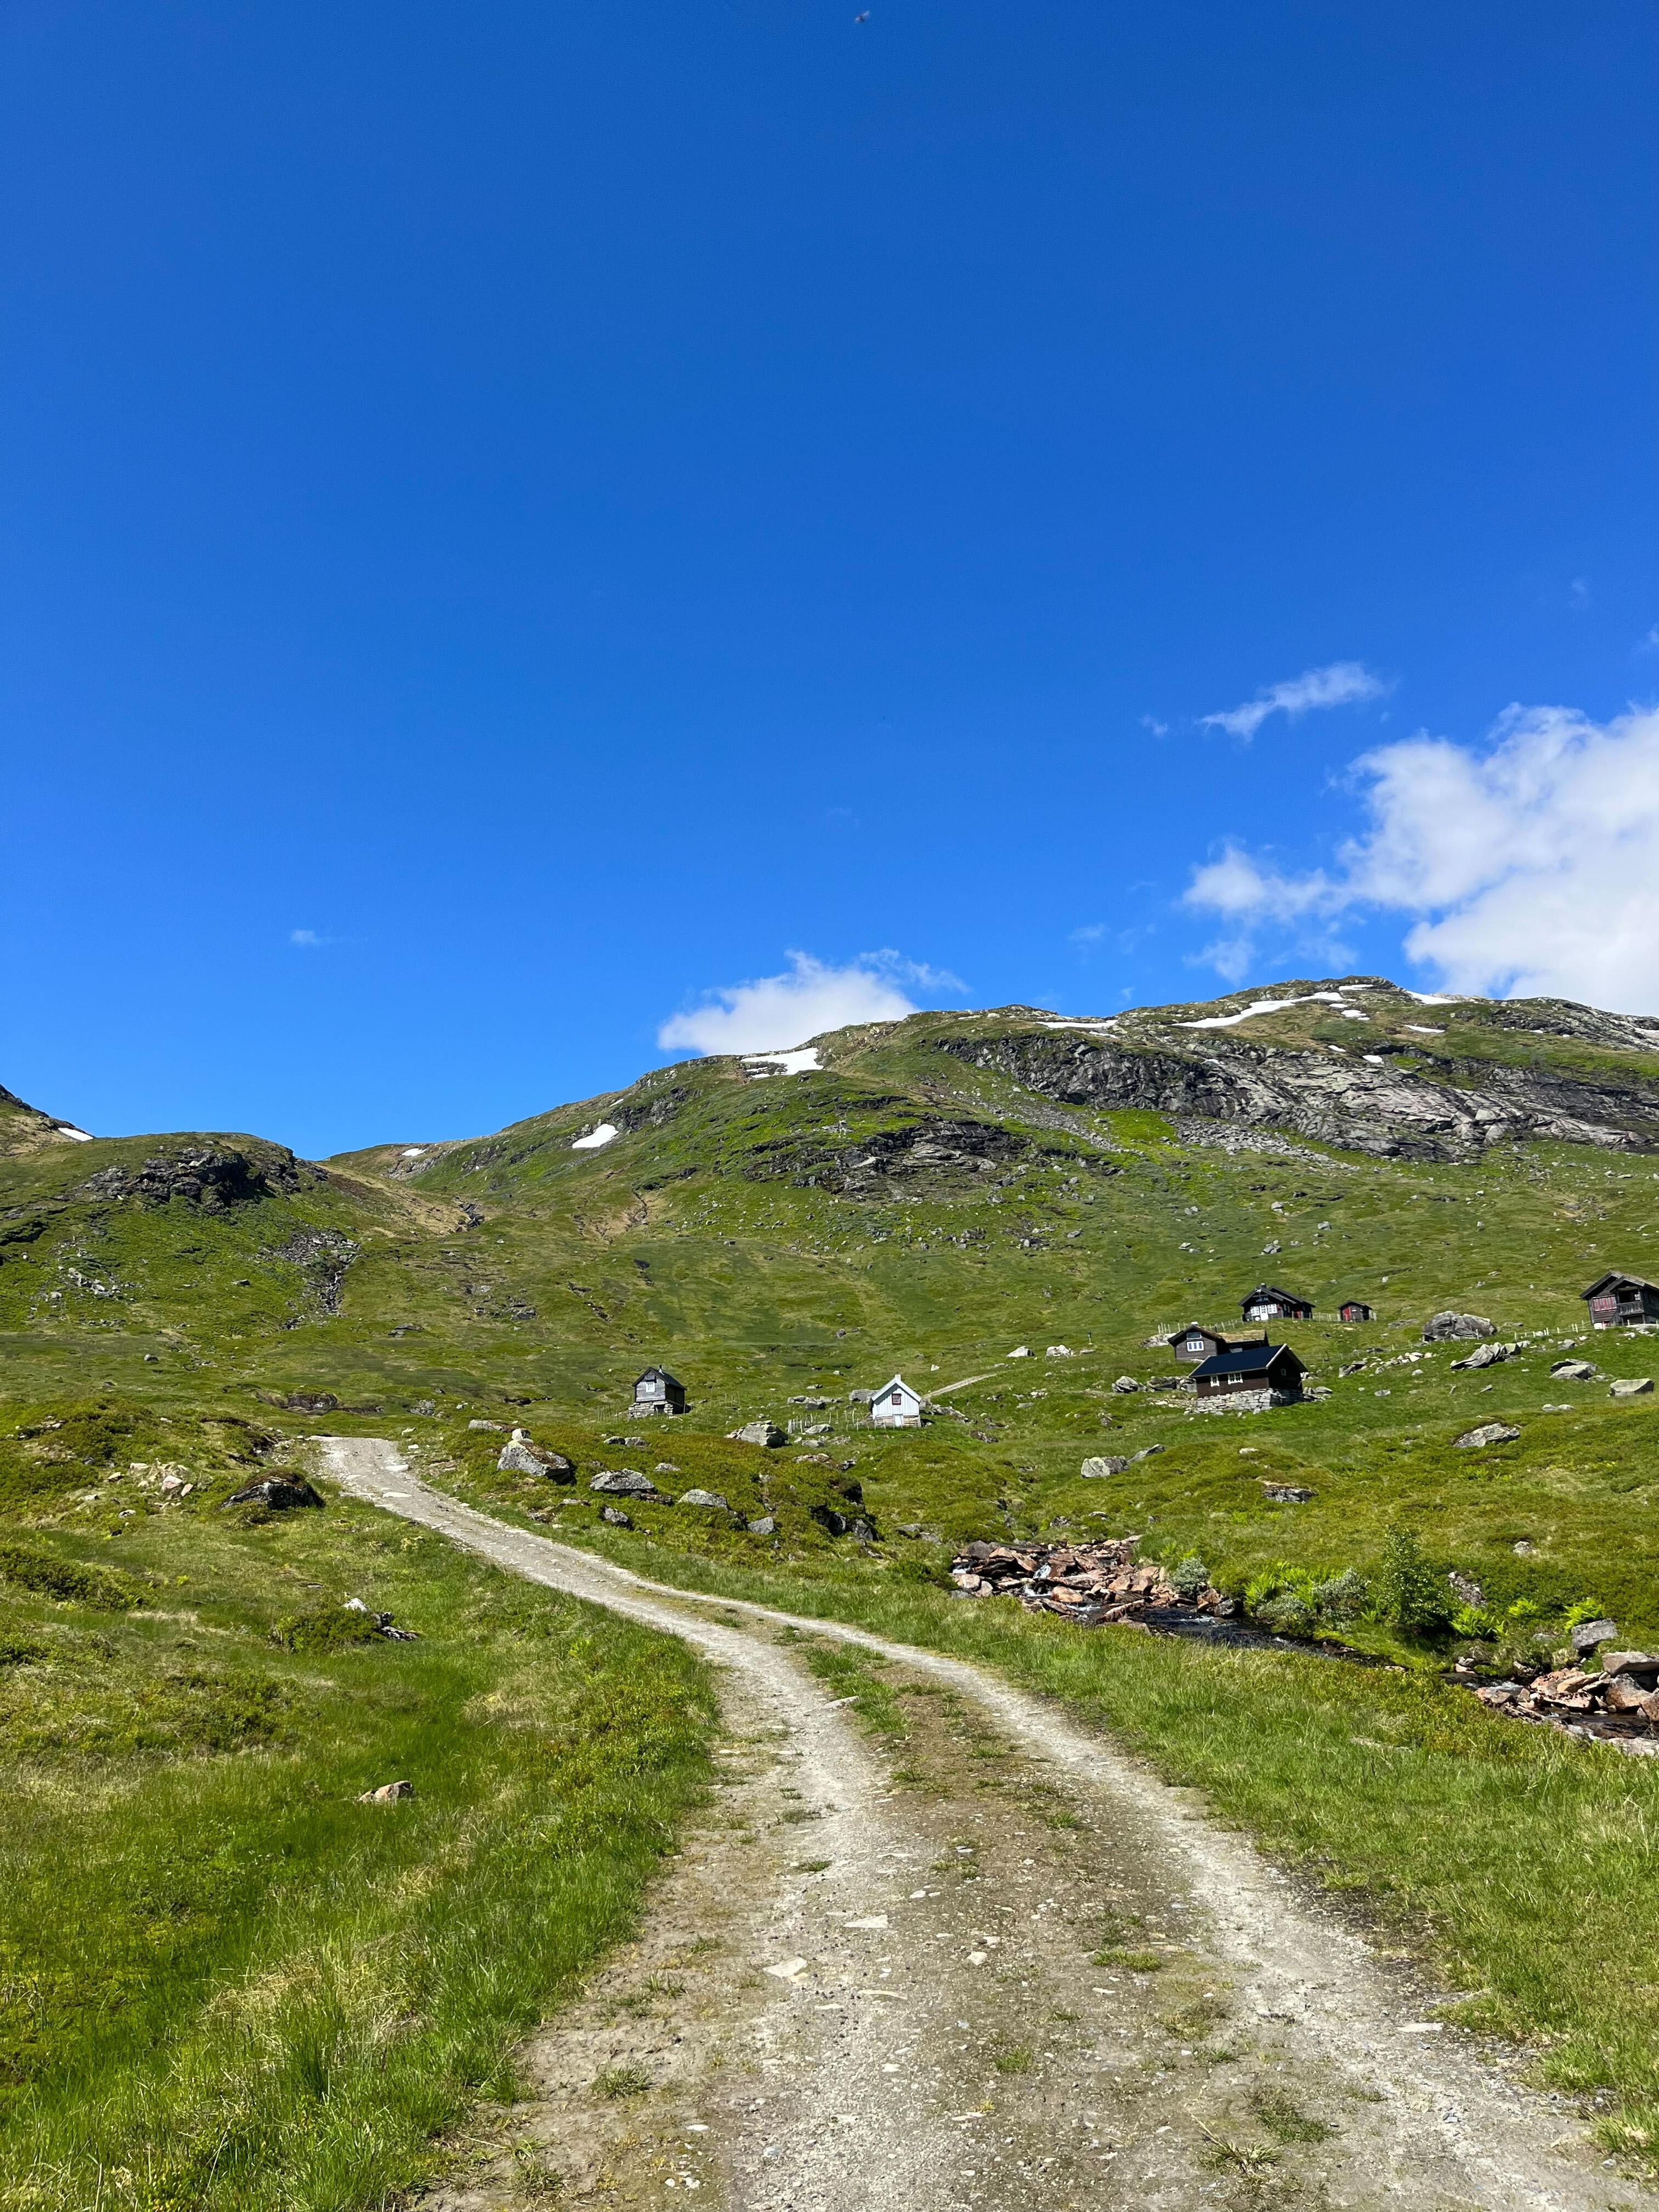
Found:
635,1366 -> 682,1386
1582,1273 -> 1659,1300
1192,1341 -> 1305,1381
1243,1284 -> 1312,1308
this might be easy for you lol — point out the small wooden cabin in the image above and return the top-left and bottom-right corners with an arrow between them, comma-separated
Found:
1338,1300 -> 1375,1324
1581,1273 -> 1659,1328
1241,1284 -> 1314,1323
632,1366 -> 687,1415
1192,1342 -> 1306,1400
1167,1322 -> 1254,1363
871,1374 -> 923,1429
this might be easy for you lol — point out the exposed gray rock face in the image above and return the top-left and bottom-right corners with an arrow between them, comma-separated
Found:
1611,1378 -> 1654,1397
1080,1455 -> 1125,1478
1551,1359 -> 1598,1381
747,1515 -> 778,1535
930,985 -> 1659,1161
79,1141 -> 318,1210
599,1505 -> 633,1527
676,1488 -> 729,1510
1571,1617 -> 1619,1653
1425,1312 -> 1495,1342
1453,1422 -> 1522,1448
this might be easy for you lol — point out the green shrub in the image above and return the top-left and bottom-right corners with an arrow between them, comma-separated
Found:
1373,1527 -> 1449,1634
270,1605 -> 390,1655
0,1543 -> 139,1612
1170,1555 -> 1209,1601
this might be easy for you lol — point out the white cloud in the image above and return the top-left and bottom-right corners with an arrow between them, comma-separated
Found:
1184,700 -> 1659,1011
289,928 -> 327,948
658,950 -> 962,1057
1200,661 -> 1389,742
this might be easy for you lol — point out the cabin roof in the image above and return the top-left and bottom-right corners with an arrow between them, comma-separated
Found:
1243,1284 -> 1310,1306
876,1373 -> 919,1399
1192,1342 -> 1305,1381
1582,1273 -> 1659,1300
634,1366 -> 682,1386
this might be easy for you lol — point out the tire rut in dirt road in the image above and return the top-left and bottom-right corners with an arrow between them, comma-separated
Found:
320,1436 -> 1651,2212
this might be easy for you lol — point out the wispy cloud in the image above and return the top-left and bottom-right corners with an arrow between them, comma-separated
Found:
1199,660 -> 1389,742
1183,699 -> 1659,1010
1068,923 -> 1107,946
658,950 -> 964,1057
289,928 -> 330,949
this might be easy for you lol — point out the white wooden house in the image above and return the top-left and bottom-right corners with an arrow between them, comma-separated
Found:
870,1374 -> 923,1429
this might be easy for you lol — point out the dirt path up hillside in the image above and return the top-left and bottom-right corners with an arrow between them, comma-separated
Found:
319,1435 -> 1648,2212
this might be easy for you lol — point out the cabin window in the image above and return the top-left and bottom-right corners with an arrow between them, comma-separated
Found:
890,1392 -> 903,1406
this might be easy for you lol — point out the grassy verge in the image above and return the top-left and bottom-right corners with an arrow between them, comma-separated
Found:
431,1446 -> 1659,2157
0,1402 -> 716,2212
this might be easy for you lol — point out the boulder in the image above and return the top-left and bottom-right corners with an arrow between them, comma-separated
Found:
1550,1359 -> 1598,1382
357,1780 -> 414,1804
1008,1345 -> 1030,1358
730,1420 -> 787,1447
599,1505 -> 633,1528
1046,1344 -> 1074,1358
498,1432 -> 574,1481
467,1418 -> 507,1432
1424,1312 -> 1496,1343
1452,1422 -> 1521,1449
1570,1617 -> 1619,1653
227,1477 -> 324,1511
589,1469 -> 661,1498
747,1515 -> 778,1535
1604,1677 -> 1651,1714
1262,1483 -> 1314,1503
1080,1456 -> 1128,1479
676,1488 -> 729,1510
1610,1378 -> 1654,1397
1599,1650 -> 1659,1680
1450,1342 -> 1519,1372
1112,1376 -> 1141,1394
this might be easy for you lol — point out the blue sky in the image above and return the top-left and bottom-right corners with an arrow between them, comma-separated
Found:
4,1 -> 1657,1155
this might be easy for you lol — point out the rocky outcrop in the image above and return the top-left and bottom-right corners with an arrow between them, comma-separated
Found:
931,998 -> 1659,1163
79,1142 -> 317,1211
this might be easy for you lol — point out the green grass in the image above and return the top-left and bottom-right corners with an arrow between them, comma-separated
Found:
0,1403 -> 716,2212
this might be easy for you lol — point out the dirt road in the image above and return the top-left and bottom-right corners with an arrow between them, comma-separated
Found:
320,1435 -> 1646,2212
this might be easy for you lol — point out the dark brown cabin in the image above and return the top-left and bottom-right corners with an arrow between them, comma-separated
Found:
1240,1284 -> 1314,1323
1338,1300 -> 1374,1323
632,1366 -> 687,1414
1166,1322 -> 1252,1364
1581,1274 -> 1659,1328
1192,1342 -> 1306,1400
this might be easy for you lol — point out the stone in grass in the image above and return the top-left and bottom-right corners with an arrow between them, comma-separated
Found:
1551,1360 -> 1599,1382
498,1431 -> 574,1481
1262,1483 -> 1315,1503
676,1488 -> 730,1510
590,1469 -> 661,1498
1080,1456 -> 1128,1479
600,1505 -> 633,1529
1570,1617 -> 1619,1654
729,1420 -> 787,1448
1450,1342 -> 1518,1372
1423,1312 -> 1496,1343
1112,1376 -> 1141,1394
1452,1422 -> 1521,1449
357,1779 -> 414,1804
1610,1378 -> 1654,1397
468,1418 -> 507,1432
227,1476 -> 324,1511
747,1515 -> 778,1535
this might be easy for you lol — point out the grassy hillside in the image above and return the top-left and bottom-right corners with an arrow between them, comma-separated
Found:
0,1398 -> 714,2212
8,974 -> 1659,2176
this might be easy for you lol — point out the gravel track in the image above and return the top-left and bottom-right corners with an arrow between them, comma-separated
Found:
320,1435 -> 1649,2212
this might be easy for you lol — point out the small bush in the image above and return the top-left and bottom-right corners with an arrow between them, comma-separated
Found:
1170,1554 -> 1209,1601
270,1606 -> 389,1655
1373,1527 -> 1449,1634
1313,1567 -> 1368,1622
0,1634 -> 50,1667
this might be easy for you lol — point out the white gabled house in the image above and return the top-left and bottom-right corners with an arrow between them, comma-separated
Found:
870,1374 -> 923,1429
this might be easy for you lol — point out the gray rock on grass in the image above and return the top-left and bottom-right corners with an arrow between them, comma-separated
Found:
498,1430 -> 574,1480
676,1488 -> 729,1510
747,1515 -> 778,1535
1424,1312 -> 1496,1343
1551,1359 -> 1598,1382
590,1469 -> 661,1498
1080,1456 -> 1127,1478
227,1476 -> 324,1511
600,1505 -> 633,1528
1453,1422 -> 1522,1449
1611,1378 -> 1654,1397
1570,1617 -> 1619,1654
1450,1341 -> 1519,1372
729,1420 -> 787,1448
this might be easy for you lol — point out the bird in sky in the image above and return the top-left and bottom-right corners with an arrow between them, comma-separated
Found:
854,10 -> 870,19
